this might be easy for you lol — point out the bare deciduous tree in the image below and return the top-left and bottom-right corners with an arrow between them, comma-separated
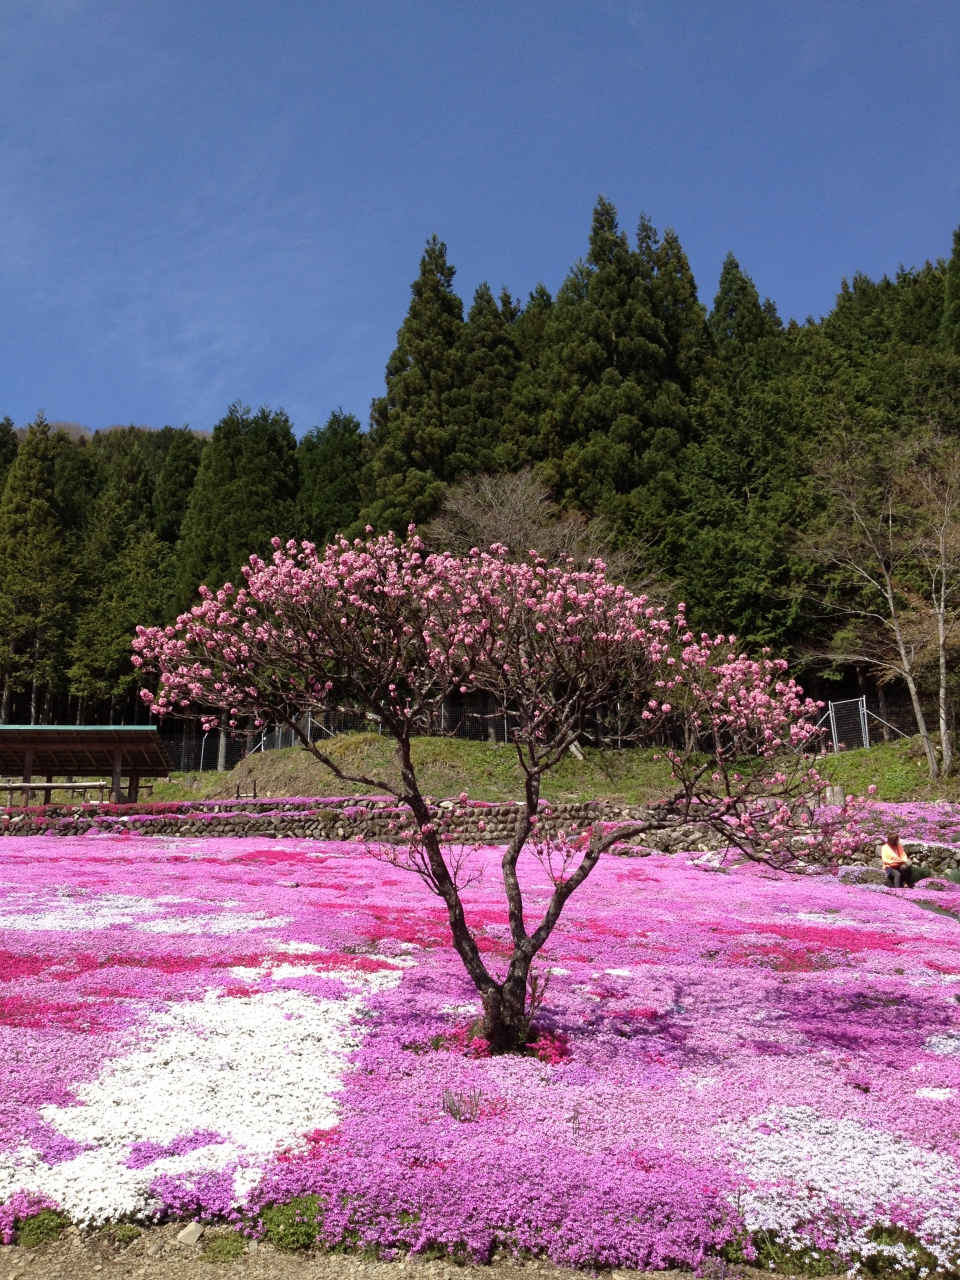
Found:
422,468 -> 650,585
808,430 -> 960,778
907,435 -> 960,776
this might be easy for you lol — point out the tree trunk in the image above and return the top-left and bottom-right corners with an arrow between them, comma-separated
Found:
885,582 -> 939,777
903,666 -> 939,778
481,964 -> 533,1054
0,679 -> 10,726
217,725 -> 228,772
939,607 -> 954,776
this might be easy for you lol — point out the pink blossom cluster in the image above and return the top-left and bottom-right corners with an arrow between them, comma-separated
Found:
132,531 -> 672,733
3,824 -> 960,1267
132,530 -> 857,878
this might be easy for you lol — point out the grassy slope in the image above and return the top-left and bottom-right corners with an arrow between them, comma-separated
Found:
151,733 -> 676,805
818,735 -> 960,803
149,731 -> 960,808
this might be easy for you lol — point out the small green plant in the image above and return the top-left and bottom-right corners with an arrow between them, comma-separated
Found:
17,1209 -> 71,1247
518,969 -> 551,1042
861,1224 -> 940,1278
442,1087 -> 482,1121
260,1195 -> 322,1251
107,1223 -> 141,1245
748,1229 -> 844,1276
201,1231 -> 247,1262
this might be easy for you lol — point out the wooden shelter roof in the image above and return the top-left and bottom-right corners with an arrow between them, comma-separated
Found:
0,726 -> 171,777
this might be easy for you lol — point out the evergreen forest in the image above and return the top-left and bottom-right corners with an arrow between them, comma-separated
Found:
7,197 -> 960,752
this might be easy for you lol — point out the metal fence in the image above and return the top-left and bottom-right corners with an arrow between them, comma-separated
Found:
162,690 -> 927,774
815,695 -> 918,753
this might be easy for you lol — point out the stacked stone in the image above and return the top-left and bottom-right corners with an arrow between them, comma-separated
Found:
0,795 -> 720,844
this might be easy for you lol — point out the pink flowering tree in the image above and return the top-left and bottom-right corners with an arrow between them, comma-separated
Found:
133,531 -> 860,1054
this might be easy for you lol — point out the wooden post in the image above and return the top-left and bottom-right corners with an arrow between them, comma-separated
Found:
43,774 -> 52,806
21,749 -> 32,808
112,748 -> 123,804
128,770 -> 139,803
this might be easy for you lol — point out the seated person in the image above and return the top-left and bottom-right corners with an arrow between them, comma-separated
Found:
880,832 -> 911,888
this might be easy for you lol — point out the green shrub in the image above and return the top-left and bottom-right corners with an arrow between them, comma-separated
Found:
17,1209 -> 71,1247
260,1195 -> 322,1251
107,1223 -> 141,1245
202,1232 -> 247,1262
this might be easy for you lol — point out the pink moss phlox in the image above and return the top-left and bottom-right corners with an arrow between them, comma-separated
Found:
526,1028 -> 570,1064
126,1129 -> 227,1170
3,827 -> 960,1262
0,1190 -> 61,1244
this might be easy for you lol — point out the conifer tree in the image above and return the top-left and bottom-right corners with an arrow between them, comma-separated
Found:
447,282 -> 519,468
68,440 -> 172,716
0,417 -> 76,722
84,439 -> 153,573
154,427 -> 204,543
360,237 -> 464,531
512,284 -> 552,366
174,403 -> 298,609
0,418 -> 18,493
709,252 -> 773,353
641,222 -> 711,387
297,409 -> 363,544
50,433 -> 99,540
940,223 -> 960,353
502,198 -> 704,539
516,198 -> 662,498
69,531 -> 172,717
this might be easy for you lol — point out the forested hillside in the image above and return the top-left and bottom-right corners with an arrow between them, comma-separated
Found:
4,197 -> 959,732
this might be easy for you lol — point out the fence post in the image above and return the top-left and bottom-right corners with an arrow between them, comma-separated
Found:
828,702 -> 839,754
858,696 -> 870,750
21,748 -> 32,808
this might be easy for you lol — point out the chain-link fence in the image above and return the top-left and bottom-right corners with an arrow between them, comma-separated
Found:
814,694 -> 920,753
159,689 -> 929,774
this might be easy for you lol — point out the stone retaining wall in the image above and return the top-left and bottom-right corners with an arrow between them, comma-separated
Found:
0,794 -> 725,851
840,840 -> 960,880
12,797 -> 955,879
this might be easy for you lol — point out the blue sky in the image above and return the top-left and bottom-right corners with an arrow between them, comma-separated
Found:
2,1 -> 959,435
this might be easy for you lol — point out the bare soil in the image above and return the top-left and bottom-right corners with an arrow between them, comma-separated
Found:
0,1223 -> 702,1279
3,1226 -> 833,1280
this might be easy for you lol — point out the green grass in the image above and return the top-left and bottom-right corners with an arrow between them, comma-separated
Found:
150,730 -> 960,809
153,733 -> 676,806
818,735 -> 960,802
